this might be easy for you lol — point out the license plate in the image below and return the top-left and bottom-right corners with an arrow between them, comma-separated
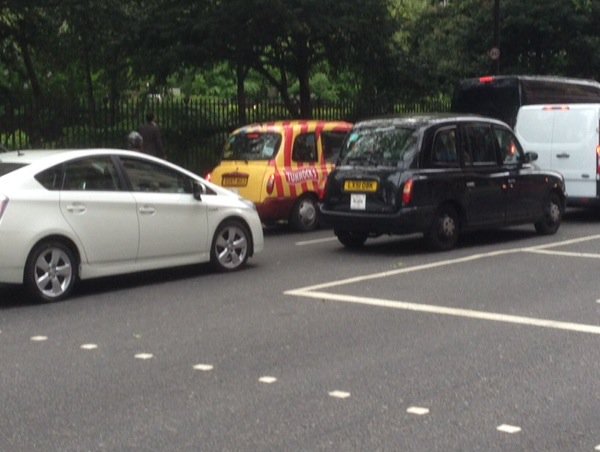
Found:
222,176 -> 248,187
350,193 -> 366,210
344,180 -> 378,193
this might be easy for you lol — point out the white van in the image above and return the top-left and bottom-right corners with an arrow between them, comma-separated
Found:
515,104 -> 600,206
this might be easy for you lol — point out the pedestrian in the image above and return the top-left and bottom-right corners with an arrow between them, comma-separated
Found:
138,111 -> 166,159
127,131 -> 143,151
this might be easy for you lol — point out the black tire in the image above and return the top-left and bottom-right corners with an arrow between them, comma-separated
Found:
24,240 -> 78,303
210,219 -> 251,272
535,193 -> 562,235
290,195 -> 319,232
335,229 -> 368,248
425,204 -> 460,251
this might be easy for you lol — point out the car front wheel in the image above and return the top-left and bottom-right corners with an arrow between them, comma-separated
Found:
24,240 -> 78,302
535,193 -> 562,235
211,220 -> 251,271
426,205 -> 459,251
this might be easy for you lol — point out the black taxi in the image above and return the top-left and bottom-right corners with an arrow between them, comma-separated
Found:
320,114 -> 566,250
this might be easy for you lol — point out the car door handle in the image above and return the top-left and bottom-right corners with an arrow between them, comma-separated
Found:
556,153 -> 570,158
466,181 -> 475,188
507,178 -> 516,184
138,206 -> 156,215
65,203 -> 86,214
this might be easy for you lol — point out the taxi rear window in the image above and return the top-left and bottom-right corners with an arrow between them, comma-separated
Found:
0,162 -> 27,177
223,132 -> 282,161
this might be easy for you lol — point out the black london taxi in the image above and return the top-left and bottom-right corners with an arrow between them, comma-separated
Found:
320,114 -> 566,250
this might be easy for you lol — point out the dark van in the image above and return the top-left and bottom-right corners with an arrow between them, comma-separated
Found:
452,75 -> 600,127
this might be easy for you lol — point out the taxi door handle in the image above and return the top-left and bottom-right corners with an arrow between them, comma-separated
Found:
556,153 -> 570,159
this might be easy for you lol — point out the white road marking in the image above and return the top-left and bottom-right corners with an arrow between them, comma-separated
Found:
497,424 -> 521,434
80,344 -> 98,350
285,235 -> 600,336
30,336 -> 48,342
406,406 -> 429,415
329,390 -> 350,399
135,353 -> 153,360
193,364 -> 213,371
289,290 -> 600,335
594,444 -> 600,451
527,249 -> 600,259
259,376 -> 277,384
295,237 -> 338,246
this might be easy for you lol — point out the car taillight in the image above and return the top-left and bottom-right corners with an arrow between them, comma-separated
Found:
402,179 -> 414,206
479,76 -> 495,84
0,195 -> 8,220
596,145 -> 600,176
266,174 -> 275,195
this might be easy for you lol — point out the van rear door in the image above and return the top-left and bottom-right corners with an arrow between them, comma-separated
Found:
516,104 -> 599,200
549,105 -> 598,199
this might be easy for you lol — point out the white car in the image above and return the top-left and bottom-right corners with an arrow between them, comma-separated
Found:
0,149 -> 264,302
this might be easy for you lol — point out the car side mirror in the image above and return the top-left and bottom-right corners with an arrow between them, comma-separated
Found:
193,181 -> 204,200
524,151 -> 538,163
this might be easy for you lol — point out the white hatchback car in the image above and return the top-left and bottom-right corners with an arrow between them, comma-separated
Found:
0,149 -> 264,302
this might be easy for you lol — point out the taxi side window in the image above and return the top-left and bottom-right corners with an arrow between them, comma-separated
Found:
430,127 -> 458,168
292,133 -> 317,163
462,124 -> 498,166
493,126 -> 523,165
321,132 -> 347,163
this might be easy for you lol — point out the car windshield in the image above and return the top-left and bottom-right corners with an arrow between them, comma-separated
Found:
223,132 -> 282,161
0,162 -> 28,177
340,126 -> 418,168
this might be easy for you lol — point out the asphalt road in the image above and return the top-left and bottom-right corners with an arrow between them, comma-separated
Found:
1,208 -> 599,451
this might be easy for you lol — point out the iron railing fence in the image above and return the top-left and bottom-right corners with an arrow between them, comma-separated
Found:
0,97 -> 450,174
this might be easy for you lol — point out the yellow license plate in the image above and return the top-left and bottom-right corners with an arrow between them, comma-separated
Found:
222,176 -> 248,187
344,180 -> 378,193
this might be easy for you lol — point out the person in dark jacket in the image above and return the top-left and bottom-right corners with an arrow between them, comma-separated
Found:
138,112 -> 165,158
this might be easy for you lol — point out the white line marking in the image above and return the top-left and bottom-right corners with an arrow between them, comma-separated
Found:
407,406 -> 429,415
259,376 -> 277,384
30,336 -> 48,342
285,235 -> 600,335
594,444 -> 600,451
80,344 -> 98,350
193,364 -> 213,371
526,234 -> 600,250
286,248 -> 522,293
527,249 -> 600,259
295,237 -> 338,246
329,390 -> 351,399
289,290 -> 600,335
497,424 -> 521,434
135,353 -> 153,360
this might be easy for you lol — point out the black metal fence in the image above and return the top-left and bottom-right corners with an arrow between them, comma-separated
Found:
0,97 -> 450,174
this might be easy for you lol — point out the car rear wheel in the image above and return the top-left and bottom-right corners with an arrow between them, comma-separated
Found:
535,193 -> 561,235
24,240 -> 78,302
290,195 -> 319,232
426,205 -> 459,251
211,220 -> 251,271
335,230 -> 368,248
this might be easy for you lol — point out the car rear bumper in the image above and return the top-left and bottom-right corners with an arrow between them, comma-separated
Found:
320,205 -> 435,235
256,197 -> 295,223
